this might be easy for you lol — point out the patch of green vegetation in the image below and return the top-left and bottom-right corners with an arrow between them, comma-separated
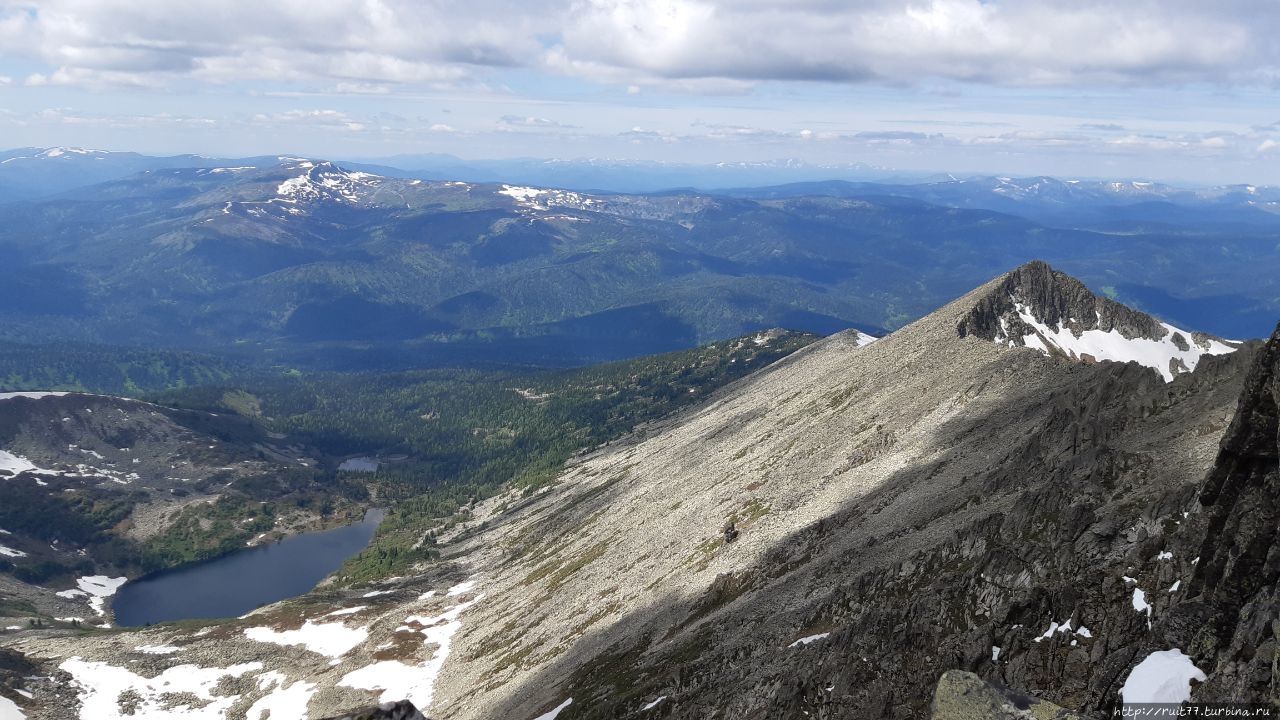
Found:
523,539 -> 612,590
146,331 -> 815,583
0,342 -> 239,396
219,390 -> 262,418
736,498 -> 770,527
686,536 -> 724,573
139,497 -> 277,571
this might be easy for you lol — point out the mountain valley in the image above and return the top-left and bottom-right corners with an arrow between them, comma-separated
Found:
2,261 -> 1273,718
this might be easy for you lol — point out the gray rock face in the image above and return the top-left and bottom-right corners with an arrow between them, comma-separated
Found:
930,670 -> 1084,719
1177,321 -> 1280,703
413,261 -> 1254,719
958,260 -> 1166,345
4,262 -> 1269,720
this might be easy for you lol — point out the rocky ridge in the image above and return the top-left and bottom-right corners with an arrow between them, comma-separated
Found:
0,261 -> 1268,719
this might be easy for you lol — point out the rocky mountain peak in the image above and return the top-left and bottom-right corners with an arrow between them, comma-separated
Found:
958,260 -> 1238,381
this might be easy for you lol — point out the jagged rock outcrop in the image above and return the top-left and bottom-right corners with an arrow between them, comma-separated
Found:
930,670 -> 1084,720
956,262 -> 1234,383
958,261 -> 1163,343
1176,321 -> 1280,702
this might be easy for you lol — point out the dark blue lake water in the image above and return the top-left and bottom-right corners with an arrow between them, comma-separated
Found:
112,509 -> 384,626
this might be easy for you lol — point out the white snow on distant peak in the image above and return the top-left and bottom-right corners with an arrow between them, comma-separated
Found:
1000,300 -> 1235,382
788,632 -> 830,648
40,147 -> 103,158
60,657 -> 263,720
0,545 -> 26,558
275,163 -> 384,206
244,619 -> 368,659
1120,649 -> 1206,704
499,184 -> 598,213
206,166 -> 256,174
533,698 -> 574,720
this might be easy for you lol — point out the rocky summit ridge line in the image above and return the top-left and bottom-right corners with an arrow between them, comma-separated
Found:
0,261 -> 1269,719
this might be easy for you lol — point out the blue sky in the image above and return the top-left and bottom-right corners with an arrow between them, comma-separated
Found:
1,0 -> 1278,184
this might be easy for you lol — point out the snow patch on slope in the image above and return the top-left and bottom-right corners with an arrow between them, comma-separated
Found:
60,657 -> 263,719
243,619 -> 368,659
338,586 -> 484,708
1120,649 -> 1206,704
0,694 -> 25,720
499,185 -> 599,213
276,164 -> 382,204
0,451 -> 42,477
1001,301 -> 1235,382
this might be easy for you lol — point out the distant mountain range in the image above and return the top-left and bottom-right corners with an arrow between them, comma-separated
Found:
0,149 -> 1277,370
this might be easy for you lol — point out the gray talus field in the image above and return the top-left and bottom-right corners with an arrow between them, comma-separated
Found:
425,262 -> 1250,718
2,262 -> 1257,719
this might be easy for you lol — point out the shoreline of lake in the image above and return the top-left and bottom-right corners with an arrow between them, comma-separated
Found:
112,507 -> 385,626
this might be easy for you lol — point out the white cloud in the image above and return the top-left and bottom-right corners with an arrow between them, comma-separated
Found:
498,115 -> 578,129
2,1 -> 1276,92
0,0 -> 550,90
553,0 -> 1277,87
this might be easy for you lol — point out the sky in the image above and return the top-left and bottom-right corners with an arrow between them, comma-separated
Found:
1,0 -> 1278,184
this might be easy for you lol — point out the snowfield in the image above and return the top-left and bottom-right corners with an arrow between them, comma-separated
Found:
338,586 -> 484,707
499,185 -> 599,213
1000,301 -> 1236,382
1120,649 -> 1206,704
56,576 -> 128,617
60,658 -> 264,720
243,619 -> 368,659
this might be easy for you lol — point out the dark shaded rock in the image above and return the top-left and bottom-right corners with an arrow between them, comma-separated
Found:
957,260 -> 1166,346
319,700 -> 428,720
1181,320 -> 1280,704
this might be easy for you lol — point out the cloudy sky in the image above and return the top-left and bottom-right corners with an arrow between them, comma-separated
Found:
1,0 -> 1278,183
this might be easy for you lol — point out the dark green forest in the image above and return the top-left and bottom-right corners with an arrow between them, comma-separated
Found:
0,330 -> 817,583
148,331 -> 818,581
